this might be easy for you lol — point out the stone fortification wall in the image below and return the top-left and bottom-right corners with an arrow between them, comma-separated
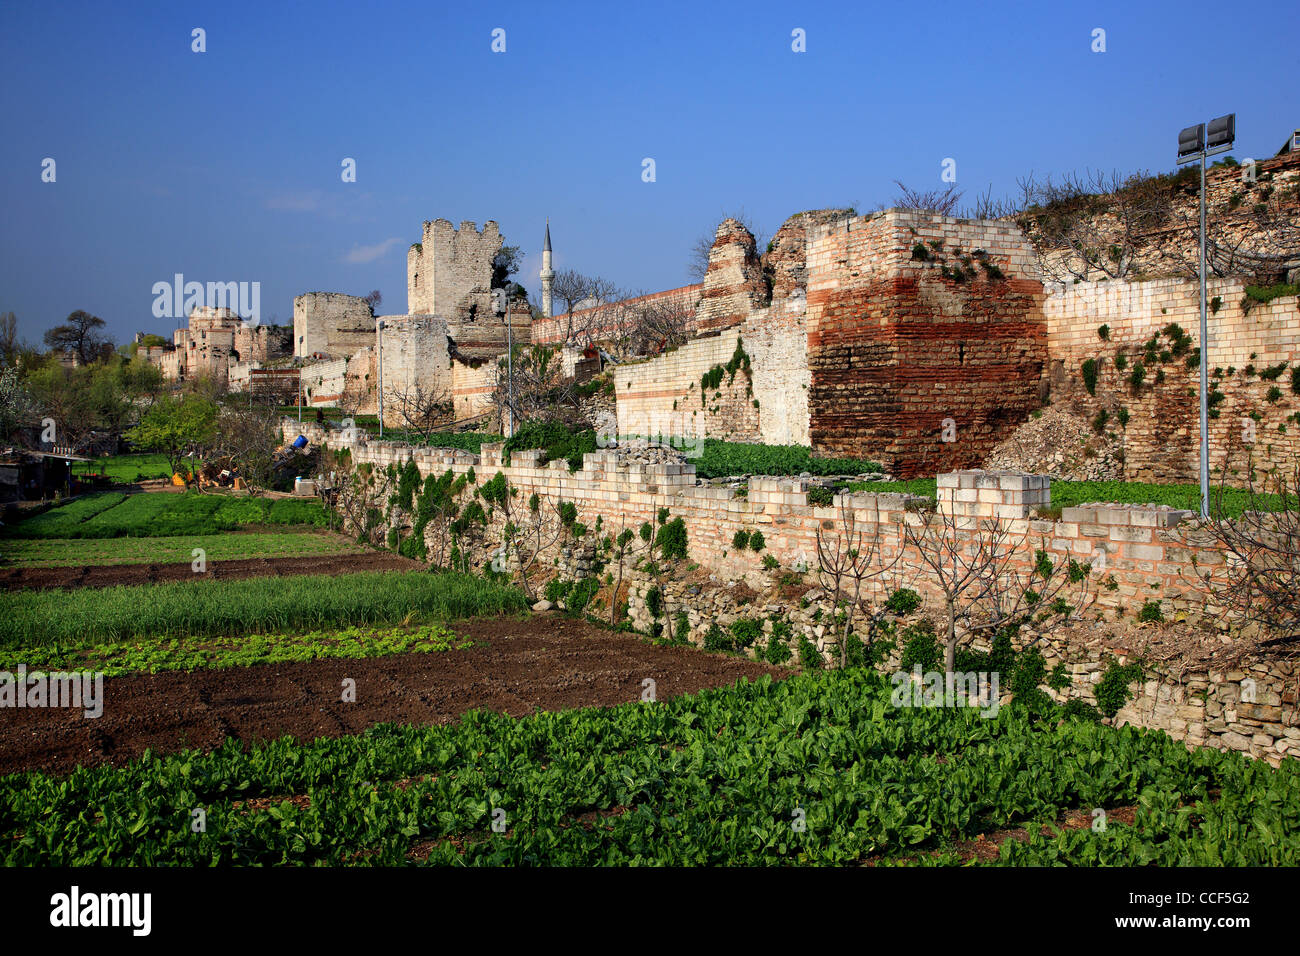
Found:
806,209 -> 1048,478
293,293 -> 374,359
1043,276 -> 1300,482
293,415 -> 1298,765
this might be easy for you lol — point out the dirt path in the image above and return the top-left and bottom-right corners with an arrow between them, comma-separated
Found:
0,616 -> 785,776
0,551 -> 422,590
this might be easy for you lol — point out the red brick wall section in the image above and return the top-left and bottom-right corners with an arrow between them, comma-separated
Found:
806,211 -> 1048,478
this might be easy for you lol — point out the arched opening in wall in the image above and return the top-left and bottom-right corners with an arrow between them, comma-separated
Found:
958,342 -> 966,364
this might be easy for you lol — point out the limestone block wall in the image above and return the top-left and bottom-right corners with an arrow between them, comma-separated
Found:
302,357 -> 350,407
407,219 -> 501,318
288,429 -> 1300,764
742,301 -> 810,446
614,331 -> 760,445
806,209 -> 1048,478
1043,276 -> 1300,482
293,293 -> 374,359
451,358 -> 497,422
296,413 -> 1227,629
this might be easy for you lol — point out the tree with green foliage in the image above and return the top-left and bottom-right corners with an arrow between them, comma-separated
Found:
126,393 -> 218,475
43,310 -> 111,365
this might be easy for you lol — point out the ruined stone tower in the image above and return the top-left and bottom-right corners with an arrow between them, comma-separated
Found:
540,219 -> 554,319
406,219 -> 502,318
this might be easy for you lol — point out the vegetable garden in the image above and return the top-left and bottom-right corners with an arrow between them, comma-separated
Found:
3,491 -> 328,539
3,669 -> 1295,866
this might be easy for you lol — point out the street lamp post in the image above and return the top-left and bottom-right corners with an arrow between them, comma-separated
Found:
1176,113 -> 1235,519
493,289 -> 514,438
376,319 -> 386,439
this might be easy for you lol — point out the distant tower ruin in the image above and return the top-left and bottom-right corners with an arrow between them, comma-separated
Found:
540,219 -> 555,319
407,219 -> 502,318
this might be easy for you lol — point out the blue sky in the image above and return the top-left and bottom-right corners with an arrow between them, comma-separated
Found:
1,0 -> 1296,345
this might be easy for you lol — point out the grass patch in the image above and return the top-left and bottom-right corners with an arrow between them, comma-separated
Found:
4,622 -> 474,677
845,479 -> 1293,518
0,570 -> 528,651
0,532 -> 364,568
72,453 -> 172,482
2,492 -> 329,539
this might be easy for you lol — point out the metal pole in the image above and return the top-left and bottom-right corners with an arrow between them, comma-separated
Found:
1198,151 -> 1209,519
506,307 -> 515,438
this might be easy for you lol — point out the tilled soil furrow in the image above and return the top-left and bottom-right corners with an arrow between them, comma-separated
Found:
0,617 -> 785,775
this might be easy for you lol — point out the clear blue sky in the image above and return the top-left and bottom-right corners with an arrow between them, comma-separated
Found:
1,0 -> 1296,345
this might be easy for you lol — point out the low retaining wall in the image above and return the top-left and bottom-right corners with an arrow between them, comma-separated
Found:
289,418 -> 1298,765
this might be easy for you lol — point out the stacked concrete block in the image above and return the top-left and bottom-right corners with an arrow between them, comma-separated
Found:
937,470 -> 1051,519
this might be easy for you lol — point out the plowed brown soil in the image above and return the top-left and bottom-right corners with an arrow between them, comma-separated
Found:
0,615 -> 784,776
0,551 -> 422,590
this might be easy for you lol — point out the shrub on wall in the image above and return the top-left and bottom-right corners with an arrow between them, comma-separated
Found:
729,618 -> 762,648
885,588 -> 921,615
1095,658 -> 1144,718
898,620 -> 940,671
1081,358 -> 1101,396
657,517 -> 688,559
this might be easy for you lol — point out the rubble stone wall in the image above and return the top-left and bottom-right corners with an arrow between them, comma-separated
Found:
293,413 -> 1296,766
1043,276 -> 1300,482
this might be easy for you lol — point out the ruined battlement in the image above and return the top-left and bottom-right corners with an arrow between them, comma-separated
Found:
407,219 -> 502,318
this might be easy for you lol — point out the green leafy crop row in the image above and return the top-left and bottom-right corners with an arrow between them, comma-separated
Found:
3,668 -> 1295,866
0,570 -> 528,650
3,492 -> 328,539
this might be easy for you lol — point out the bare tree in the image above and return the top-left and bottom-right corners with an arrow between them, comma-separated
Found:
630,291 -> 694,356
362,290 -> 382,313
1191,457 -> 1300,647
382,381 -> 453,442
497,488 -> 563,602
488,344 -> 570,429
1164,186 -> 1300,281
904,506 -> 1093,674
960,185 -> 1024,221
606,519 -> 648,628
1016,169 -> 1172,281
551,270 -> 620,346
208,400 -> 281,496
892,181 -> 965,217
815,501 -> 905,668
334,463 -> 388,548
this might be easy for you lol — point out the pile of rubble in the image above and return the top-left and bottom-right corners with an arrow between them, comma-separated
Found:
983,406 -> 1123,481
610,439 -> 689,468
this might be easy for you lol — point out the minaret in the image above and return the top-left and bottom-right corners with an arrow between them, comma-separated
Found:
540,219 -> 554,319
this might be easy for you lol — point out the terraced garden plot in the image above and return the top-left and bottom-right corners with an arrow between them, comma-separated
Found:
72,453 -> 172,483
0,532 -> 365,568
0,615 -> 780,777
2,491 -> 328,539
0,551 -> 420,592
1,658 -> 1295,866
1,569 -> 528,649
